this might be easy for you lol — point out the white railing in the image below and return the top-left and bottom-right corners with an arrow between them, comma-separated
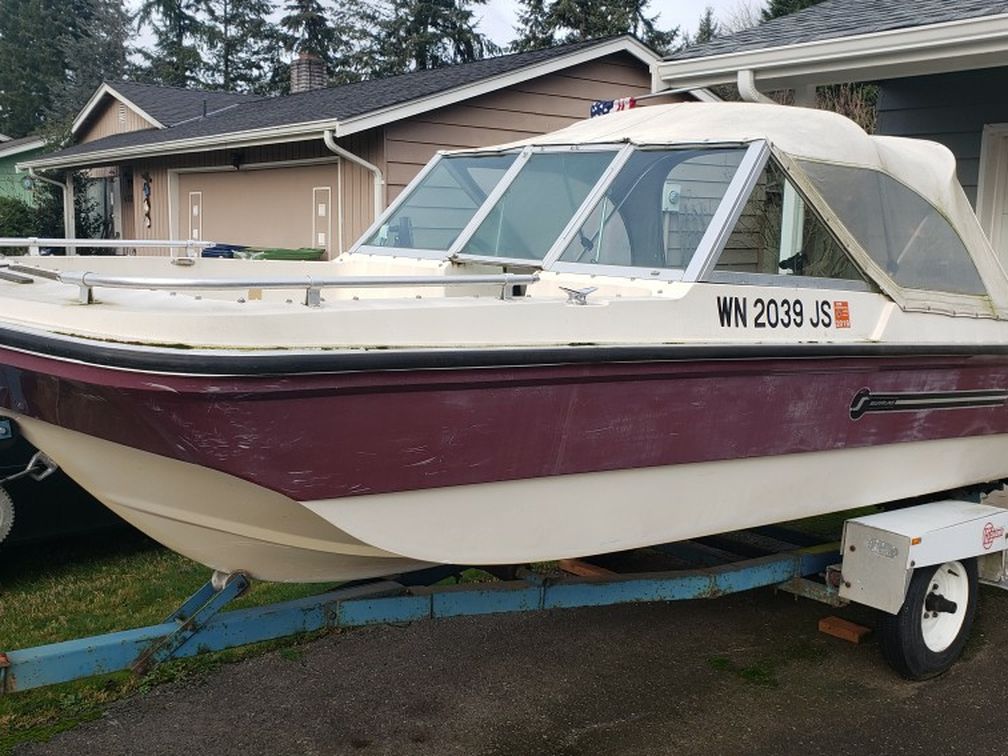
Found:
0,259 -> 538,307
0,238 -> 213,260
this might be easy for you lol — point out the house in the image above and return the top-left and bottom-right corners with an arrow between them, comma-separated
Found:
0,135 -> 47,204
654,0 -> 1008,264
19,36 -> 692,256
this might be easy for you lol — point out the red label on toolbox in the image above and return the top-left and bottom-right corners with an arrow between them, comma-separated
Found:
834,300 -> 850,328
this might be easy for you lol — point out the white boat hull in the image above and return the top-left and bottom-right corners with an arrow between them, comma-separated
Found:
15,413 -> 1008,582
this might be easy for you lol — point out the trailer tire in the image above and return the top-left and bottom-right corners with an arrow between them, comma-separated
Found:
0,486 -> 13,545
879,558 -> 978,680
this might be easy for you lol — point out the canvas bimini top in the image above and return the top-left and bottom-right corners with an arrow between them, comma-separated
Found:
354,102 -> 1008,319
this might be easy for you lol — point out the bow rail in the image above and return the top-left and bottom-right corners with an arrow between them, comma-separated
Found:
0,261 -> 538,306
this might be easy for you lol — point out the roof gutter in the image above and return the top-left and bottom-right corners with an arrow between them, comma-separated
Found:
657,13 -> 1008,90
323,129 -> 385,216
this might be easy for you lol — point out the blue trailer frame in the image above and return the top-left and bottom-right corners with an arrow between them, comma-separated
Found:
0,534 -> 840,694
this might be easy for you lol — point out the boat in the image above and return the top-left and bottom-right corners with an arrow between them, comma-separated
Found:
2,101 -> 1008,583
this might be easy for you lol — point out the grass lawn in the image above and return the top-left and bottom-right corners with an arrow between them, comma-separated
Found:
0,526 -> 331,754
0,504 -> 865,754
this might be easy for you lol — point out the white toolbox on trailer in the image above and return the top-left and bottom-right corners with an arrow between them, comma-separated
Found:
839,500 -> 1008,614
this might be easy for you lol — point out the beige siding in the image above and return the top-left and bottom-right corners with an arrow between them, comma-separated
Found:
119,140 -> 337,256
335,129 -> 385,252
384,52 -> 658,203
124,165 -> 172,254
109,51 -> 659,254
177,163 -> 339,252
80,98 -> 158,143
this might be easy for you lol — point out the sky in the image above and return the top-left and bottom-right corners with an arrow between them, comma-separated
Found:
129,0 -> 751,52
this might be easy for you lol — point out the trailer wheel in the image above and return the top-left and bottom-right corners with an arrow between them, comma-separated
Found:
0,486 -> 13,545
879,558 -> 978,680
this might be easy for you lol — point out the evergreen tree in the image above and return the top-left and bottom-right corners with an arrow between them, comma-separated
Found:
0,0 -> 129,136
761,0 -> 823,21
204,0 -> 280,91
512,0 -> 552,52
137,0 -> 208,87
0,0 -> 66,136
695,6 -> 718,43
512,0 -> 677,55
329,0 -> 382,83
373,0 -> 499,74
53,0 -> 131,117
280,0 -> 337,61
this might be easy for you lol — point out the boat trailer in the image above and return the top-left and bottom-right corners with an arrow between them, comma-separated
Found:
3,498 -> 1008,692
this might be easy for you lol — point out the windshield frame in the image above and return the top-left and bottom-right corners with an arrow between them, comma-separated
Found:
450,143 -> 626,266
778,148 -> 998,316
349,147 -> 524,260
351,144 -> 627,263
544,141 -> 770,282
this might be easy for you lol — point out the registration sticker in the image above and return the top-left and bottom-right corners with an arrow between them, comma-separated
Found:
834,300 -> 851,328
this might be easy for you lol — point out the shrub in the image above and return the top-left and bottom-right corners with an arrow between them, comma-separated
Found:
0,188 -> 65,255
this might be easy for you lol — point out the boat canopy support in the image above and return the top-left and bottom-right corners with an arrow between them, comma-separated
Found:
0,532 -> 838,694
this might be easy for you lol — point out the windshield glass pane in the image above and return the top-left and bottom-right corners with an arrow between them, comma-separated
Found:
713,158 -> 865,282
559,148 -> 747,270
460,151 -> 616,260
365,153 -> 517,250
798,161 -> 986,296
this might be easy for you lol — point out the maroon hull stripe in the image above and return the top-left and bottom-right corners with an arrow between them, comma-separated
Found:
2,345 -> 1008,501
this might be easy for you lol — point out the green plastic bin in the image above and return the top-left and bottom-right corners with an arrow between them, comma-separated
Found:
234,247 -> 325,261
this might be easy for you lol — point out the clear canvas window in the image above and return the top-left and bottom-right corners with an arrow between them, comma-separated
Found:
460,150 -> 616,261
558,148 -> 748,270
797,161 -> 986,296
712,159 -> 865,283
365,153 -> 517,251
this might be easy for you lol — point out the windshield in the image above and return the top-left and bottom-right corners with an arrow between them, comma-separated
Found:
356,144 -> 767,271
459,150 -> 616,260
365,153 -> 517,251
558,148 -> 747,270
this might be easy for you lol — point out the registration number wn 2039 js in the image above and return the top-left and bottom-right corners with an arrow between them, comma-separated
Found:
716,296 -> 851,329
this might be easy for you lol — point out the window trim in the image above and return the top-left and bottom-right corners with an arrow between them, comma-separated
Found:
540,143 -> 635,267
701,151 -> 872,290
445,146 -> 534,257
707,270 -> 871,292
449,144 -> 625,266
784,151 -> 997,317
539,141 -> 769,281
682,141 -> 771,282
350,151 -> 448,258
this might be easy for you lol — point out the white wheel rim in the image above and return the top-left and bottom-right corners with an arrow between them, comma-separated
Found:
0,486 -> 12,544
920,561 -> 969,653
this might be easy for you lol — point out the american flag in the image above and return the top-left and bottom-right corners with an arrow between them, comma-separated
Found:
589,97 -> 637,118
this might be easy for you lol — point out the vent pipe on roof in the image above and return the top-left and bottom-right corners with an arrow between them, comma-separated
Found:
291,52 -> 328,93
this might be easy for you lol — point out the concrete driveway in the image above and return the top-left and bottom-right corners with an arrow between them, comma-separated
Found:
17,582 -> 1008,755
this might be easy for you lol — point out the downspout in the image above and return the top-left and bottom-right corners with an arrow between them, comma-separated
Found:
323,129 -> 385,218
27,168 -> 75,250
736,69 -> 775,105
